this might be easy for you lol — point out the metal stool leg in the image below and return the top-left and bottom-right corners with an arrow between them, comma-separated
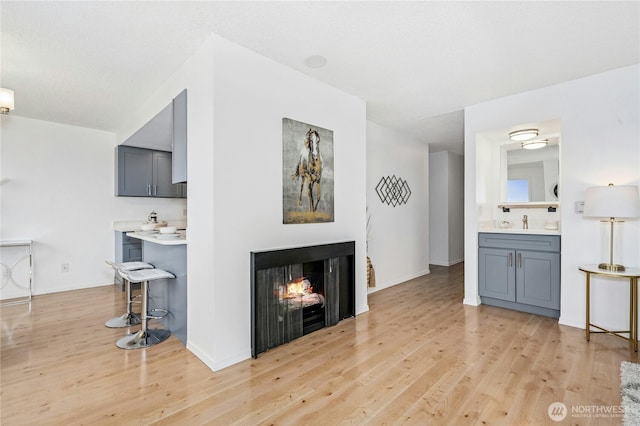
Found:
116,280 -> 170,349
105,277 -> 141,328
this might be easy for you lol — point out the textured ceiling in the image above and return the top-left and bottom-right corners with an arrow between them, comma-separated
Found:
2,1 -> 639,154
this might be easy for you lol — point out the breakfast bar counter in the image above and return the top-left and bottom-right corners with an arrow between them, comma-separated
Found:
125,230 -> 187,245
126,231 -> 187,345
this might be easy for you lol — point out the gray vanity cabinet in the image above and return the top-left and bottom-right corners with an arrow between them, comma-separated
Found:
478,247 -> 516,302
116,146 -> 185,198
516,250 -> 560,310
478,233 -> 560,318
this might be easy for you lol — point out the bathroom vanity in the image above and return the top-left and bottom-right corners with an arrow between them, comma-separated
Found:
478,231 -> 560,318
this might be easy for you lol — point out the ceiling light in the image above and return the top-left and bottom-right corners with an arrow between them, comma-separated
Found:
521,139 -> 548,150
509,128 -> 538,141
0,88 -> 14,114
304,55 -> 327,68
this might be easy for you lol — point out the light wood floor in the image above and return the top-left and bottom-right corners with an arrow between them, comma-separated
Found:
2,263 -> 636,425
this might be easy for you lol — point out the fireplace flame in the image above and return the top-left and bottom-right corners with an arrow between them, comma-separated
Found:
286,277 -> 312,297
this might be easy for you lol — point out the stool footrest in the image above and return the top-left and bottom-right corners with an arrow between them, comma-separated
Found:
147,308 -> 169,320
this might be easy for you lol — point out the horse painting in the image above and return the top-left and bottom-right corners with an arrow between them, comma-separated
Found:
292,128 -> 323,211
283,118 -> 333,224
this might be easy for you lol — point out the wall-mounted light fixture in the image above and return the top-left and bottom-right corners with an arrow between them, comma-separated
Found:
583,183 -> 640,272
509,128 -> 538,141
0,88 -> 15,114
521,139 -> 548,150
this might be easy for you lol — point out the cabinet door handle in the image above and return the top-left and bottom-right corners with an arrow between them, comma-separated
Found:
518,253 -> 522,268
147,184 -> 151,196
154,185 -> 157,195
508,252 -> 512,267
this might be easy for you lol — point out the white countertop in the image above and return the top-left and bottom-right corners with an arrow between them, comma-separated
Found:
479,228 -> 561,236
113,220 -> 187,233
126,231 -> 187,246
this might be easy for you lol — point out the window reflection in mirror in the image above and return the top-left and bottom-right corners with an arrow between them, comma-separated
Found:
501,144 -> 559,203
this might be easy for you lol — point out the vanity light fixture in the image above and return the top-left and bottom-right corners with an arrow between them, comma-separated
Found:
509,128 -> 538,141
521,139 -> 548,150
583,183 -> 640,272
0,88 -> 14,114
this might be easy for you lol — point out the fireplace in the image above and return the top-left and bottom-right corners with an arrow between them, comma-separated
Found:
250,241 -> 355,358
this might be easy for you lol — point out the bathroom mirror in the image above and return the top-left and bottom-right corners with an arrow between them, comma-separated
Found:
500,142 -> 559,203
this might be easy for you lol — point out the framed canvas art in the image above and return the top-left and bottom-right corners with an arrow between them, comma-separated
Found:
282,118 -> 334,224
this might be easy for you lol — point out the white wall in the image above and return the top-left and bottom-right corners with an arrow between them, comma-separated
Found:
113,36 -> 218,368
0,116 -> 186,296
130,34 -> 368,371
209,35 -> 367,369
464,64 -> 640,331
448,152 -> 465,263
366,120 -> 430,292
429,151 -> 449,265
429,151 -> 464,266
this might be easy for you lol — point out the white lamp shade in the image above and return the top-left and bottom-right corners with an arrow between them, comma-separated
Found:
583,185 -> 640,219
0,88 -> 14,111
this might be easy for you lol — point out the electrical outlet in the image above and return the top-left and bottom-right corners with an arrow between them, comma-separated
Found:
61,263 -> 69,273
183,208 -> 187,217
575,201 -> 585,213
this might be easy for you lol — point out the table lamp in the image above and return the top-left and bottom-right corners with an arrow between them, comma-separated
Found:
583,183 -> 640,272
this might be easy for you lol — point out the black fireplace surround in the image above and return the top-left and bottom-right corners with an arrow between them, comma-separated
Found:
250,241 -> 355,358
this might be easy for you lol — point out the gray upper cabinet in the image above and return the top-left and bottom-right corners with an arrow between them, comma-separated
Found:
116,145 -> 153,196
116,146 -> 184,198
153,150 -> 182,197
478,232 -> 560,318
172,89 -> 187,184
116,88 -> 187,197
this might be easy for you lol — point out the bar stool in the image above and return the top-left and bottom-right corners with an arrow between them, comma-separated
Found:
115,268 -> 175,349
104,261 -> 154,328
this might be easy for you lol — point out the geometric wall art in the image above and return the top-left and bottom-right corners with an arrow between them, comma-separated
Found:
375,175 -> 412,207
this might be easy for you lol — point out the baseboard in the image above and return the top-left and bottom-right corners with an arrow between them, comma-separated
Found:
558,317 -> 584,329
356,303 -> 370,315
29,282 -> 112,297
463,296 -> 481,307
186,340 -> 251,372
430,258 -> 464,267
368,269 -> 431,293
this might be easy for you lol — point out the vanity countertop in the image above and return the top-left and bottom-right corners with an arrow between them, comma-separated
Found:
479,228 -> 560,236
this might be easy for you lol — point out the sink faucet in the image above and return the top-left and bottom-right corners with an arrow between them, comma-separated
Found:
522,215 -> 528,229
